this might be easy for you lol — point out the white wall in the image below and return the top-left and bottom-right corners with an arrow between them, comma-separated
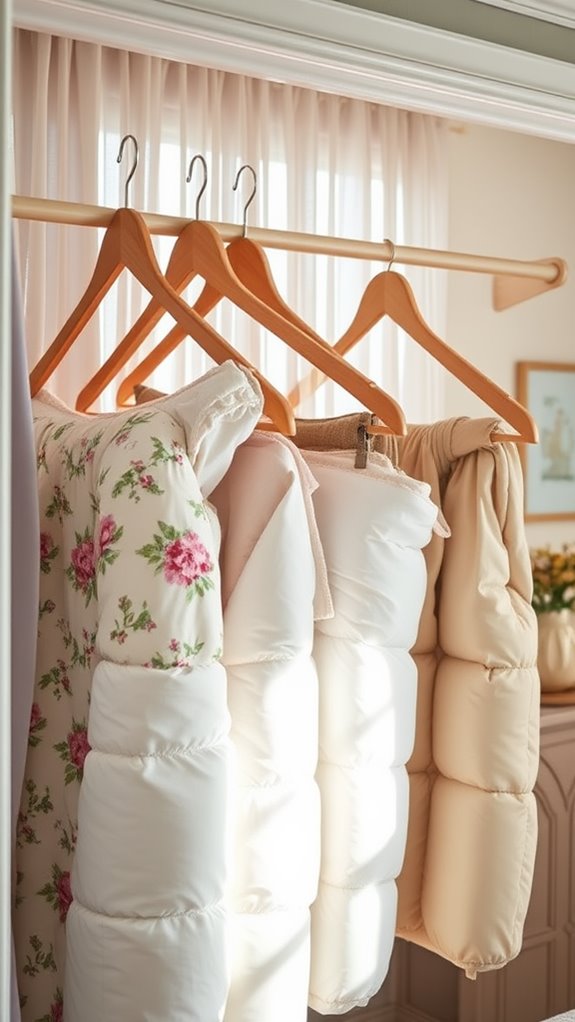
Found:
445,122 -> 575,550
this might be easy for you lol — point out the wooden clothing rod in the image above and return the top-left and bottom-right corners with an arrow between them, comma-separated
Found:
11,194 -> 568,309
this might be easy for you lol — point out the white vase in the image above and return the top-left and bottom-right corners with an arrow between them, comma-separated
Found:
537,609 -> 575,692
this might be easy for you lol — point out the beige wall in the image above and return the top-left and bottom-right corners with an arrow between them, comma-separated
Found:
445,122 -> 575,549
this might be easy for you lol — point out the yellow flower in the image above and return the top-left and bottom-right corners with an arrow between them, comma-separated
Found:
530,544 -> 575,614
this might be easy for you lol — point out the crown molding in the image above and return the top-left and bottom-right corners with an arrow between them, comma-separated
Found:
474,0 -> 575,29
11,0 -> 575,141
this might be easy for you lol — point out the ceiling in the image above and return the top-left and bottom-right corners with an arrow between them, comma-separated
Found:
11,0 -> 575,140
330,0 -> 575,63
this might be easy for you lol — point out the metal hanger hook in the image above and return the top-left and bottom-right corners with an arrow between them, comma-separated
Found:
233,163 -> 257,237
186,154 -> 208,220
116,134 -> 139,208
383,237 -> 396,272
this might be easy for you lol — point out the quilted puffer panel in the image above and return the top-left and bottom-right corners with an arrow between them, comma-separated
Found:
395,770 -> 433,931
223,913 -> 313,1022
433,660 -> 540,792
230,781 -> 321,912
302,450 -> 438,1015
225,658 -> 318,785
65,905 -> 228,1021
72,663 -> 230,916
395,647 -> 437,931
309,882 -> 398,1015
405,651 -> 437,773
422,778 -> 537,971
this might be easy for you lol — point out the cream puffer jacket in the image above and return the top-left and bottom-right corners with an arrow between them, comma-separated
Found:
210,431 -> 332,1022
301,448 -> 442,1014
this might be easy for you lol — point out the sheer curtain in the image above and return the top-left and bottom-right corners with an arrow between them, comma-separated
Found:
12,28 -> 449,419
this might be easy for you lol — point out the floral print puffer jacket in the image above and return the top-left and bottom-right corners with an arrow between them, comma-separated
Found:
14,362 -> 263,1022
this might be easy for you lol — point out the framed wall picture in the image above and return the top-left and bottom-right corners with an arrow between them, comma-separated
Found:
516,361 -> 575,522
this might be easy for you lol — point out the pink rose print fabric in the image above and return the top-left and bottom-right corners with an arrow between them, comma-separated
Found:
137,521 -> 214,598
14,396 -> 230,1022
163,531 -> 213,587
66,529 -> 96,603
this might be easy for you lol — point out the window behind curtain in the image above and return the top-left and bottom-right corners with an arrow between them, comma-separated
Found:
12,28 -> 449,418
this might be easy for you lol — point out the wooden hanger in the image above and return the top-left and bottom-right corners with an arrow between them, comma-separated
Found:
117,164 -> 326,406
116,233 -> 325,406
33,140 -> 294,434
114,163 -> 406,435
289,242 -> 538,444
76,153 -> 208,412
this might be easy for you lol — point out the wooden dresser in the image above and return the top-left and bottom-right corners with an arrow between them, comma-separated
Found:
308,704 -> 575,1022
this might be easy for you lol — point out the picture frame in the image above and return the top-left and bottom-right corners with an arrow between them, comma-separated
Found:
516,361 -> 575,522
